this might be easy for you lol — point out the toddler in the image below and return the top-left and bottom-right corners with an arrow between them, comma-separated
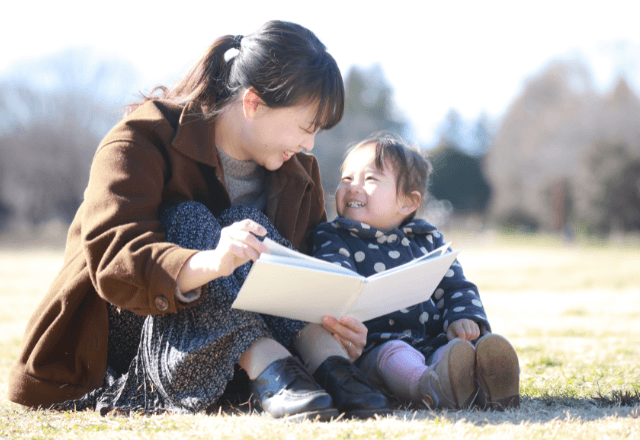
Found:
310,134 -> 520,410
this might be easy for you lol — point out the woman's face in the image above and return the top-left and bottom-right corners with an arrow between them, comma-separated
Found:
244,99 -> 319,171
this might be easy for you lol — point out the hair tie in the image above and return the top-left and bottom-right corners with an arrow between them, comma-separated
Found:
233,35 -> 243,49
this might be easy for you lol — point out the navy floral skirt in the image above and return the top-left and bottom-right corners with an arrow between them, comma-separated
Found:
57,202 -> 306,414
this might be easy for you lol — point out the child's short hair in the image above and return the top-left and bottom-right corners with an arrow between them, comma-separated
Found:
343,133 -> 433,219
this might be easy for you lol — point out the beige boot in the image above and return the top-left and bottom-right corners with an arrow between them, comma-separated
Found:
475,334 -> 520,410
417,339 -> 476,409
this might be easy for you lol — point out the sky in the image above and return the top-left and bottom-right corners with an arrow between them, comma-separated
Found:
3,0 -> 640,145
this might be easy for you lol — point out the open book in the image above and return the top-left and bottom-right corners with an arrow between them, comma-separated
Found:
231,238 -> 460,323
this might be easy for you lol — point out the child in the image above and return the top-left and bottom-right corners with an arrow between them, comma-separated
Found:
310,134 -> 520,410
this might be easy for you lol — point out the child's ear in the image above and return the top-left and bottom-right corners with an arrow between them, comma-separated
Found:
242,88 -> 262,119
400,190 -> 422,216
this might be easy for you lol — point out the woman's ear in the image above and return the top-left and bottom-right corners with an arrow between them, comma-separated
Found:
242,88 -> 262,119
400,191 -> 422,216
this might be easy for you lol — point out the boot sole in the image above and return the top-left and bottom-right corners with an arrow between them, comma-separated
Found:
475,334 -> 520,410
447,340 -> 477,409
283,407 -> 340,422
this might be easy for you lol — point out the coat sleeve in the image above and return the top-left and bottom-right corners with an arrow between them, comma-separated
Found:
81,140 -> 199,315
426,231 -> 492,334
311,224 -> 358,273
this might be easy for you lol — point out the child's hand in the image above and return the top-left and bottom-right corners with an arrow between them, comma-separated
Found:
323,315 -> 367,362
446,319 -> 480,341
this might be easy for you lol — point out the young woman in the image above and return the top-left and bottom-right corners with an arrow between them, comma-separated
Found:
8,21 -> 389,421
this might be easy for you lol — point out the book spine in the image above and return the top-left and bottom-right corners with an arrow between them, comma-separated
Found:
340,282 -> 365,318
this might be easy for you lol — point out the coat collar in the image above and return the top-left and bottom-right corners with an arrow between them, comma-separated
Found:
330,217 -> 437,239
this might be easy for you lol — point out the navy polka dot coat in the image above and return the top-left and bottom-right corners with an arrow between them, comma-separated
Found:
311,217 -> 491,358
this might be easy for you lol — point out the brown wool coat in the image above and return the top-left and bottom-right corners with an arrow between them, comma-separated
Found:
8,100 -> 327,408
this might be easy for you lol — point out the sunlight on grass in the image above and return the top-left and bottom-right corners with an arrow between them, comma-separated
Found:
1,234 -> 639,439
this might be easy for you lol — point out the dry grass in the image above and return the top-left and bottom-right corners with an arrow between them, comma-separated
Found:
1,233 -> 639,439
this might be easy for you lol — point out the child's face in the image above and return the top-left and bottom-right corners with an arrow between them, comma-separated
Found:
336,144 -> 415,232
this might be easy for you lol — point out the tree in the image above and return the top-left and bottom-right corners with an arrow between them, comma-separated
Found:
428,142 -> 491,215
313,64 -> 410,217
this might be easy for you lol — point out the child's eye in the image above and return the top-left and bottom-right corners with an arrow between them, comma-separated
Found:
365,175 -> 377,181
341,176 -> 352,182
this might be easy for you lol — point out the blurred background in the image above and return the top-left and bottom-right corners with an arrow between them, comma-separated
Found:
2,0 -> 639,243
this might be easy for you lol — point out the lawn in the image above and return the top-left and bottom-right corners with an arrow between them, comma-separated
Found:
1,232 -> 638,439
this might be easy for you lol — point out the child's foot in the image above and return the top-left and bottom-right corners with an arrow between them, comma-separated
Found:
474,334 -> 520,410
417,339 -> 476,409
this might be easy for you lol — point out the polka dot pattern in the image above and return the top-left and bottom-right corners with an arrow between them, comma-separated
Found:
374,262 -> 386,272
309,216 -> 491,362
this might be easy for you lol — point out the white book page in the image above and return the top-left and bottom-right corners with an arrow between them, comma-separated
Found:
262,238 -> 355,275
366,243 -> 452,281
232,258 -> 365,323
347,250 -> 460,322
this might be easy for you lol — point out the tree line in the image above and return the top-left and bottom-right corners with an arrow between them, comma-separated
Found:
1,50 -> 639,236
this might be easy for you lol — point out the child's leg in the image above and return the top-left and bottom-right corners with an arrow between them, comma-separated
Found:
474,334 -> 520,410
367,340 -> 430,403
293,323 -> 391,418
293,323 -> 348,373
419,339 -> 476,409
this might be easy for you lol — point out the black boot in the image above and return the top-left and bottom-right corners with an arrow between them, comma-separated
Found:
251,356 -> 339,422
313,356 -> 392,419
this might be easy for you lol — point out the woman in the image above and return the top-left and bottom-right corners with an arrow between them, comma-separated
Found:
8,21 -> 390,421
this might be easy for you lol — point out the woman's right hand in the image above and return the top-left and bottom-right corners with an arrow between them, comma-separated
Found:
177,219 -> 269,293
212,219 -> 270,276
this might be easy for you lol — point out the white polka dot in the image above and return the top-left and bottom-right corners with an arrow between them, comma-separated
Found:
377,235 -> 387,244
320,241 -> 331,247
349,228 -> 359,233
401,238 -> 410,246
317,230 -> 326,235
421,247 -> 428,254
388,234 -> 397,242
355,251 -> 365,262
472,299 -> 483,307
350,232 -> 358,237
427,235 -> 433,243
361,223 -> 370,229
444,320 -> 449,330
434,288 -> 444,300
445,269 -> 455,277
375,230 -> 384,237
453,261 -> 461,267
434,314 -> 440,320
399,308 -> 409,313
437,299 -> 444,309
404,227 -> 413,233
468,290 -> 476,295
388,319 -> 395,325
368,243 -> 379,249
475,314 -> 486,320
451,292 -> 463,299
339,248 -> 350,257
381,333 -> 391,339
403,329 -> 412,335
374,262 -> 386,272
453,306 -> 466,312
331,222 -> 338,228
443,309 -> 448,316
419,312 -> 429,324
388,250 -> 400,259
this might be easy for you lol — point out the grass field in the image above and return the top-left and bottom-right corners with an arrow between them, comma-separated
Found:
1,232 -> 639,439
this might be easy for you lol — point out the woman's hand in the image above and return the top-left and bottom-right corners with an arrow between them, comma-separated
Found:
323,315 -> 367,362
177,219 -> 269,294
446,318 -> 480,341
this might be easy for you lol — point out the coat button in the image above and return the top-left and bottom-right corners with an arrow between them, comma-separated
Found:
155,295 -> 169,311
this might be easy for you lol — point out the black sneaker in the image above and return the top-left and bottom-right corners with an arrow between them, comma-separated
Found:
313,356 -> 392,419
251,356 -> 339,422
